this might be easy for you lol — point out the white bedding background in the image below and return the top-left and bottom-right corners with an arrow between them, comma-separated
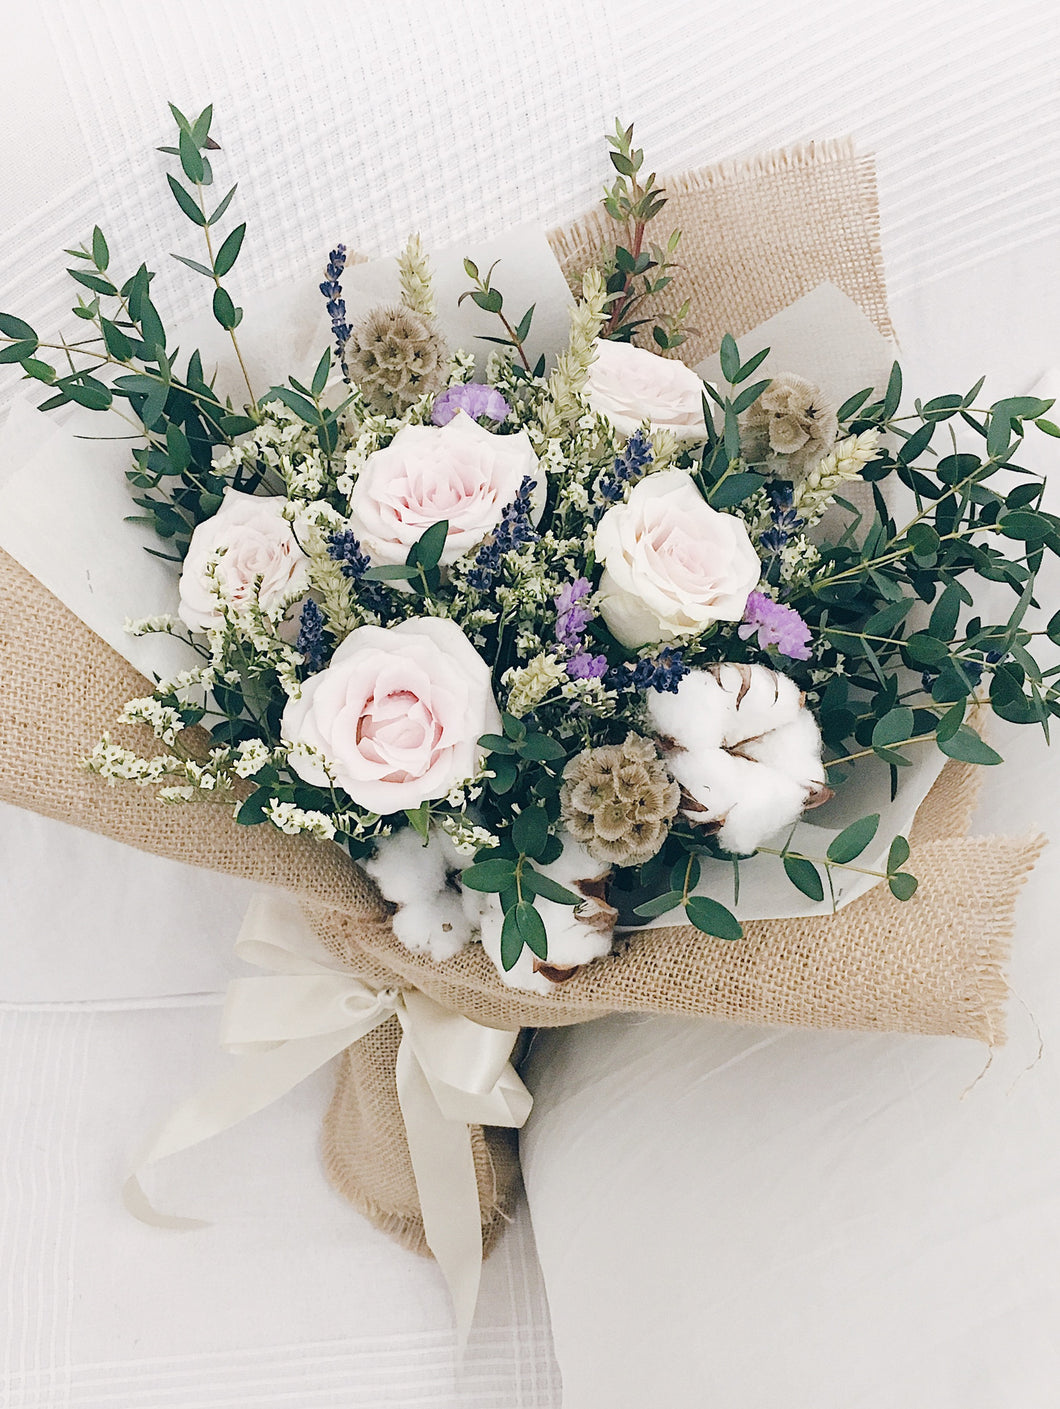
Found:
2,2 -> 1060,1405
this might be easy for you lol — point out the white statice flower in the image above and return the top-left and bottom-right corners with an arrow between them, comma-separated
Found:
503,653 -> 568,717
365,826 -> 479,962
117,697 -> 184,745
124,614 -> 180,637
157,786 -> 197,803
476,835 -> 617,995
264,800 -> 337,840
233,738 -> 274,778
646,663 -> 829,855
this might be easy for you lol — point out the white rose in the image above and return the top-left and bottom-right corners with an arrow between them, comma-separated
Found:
594,470 -> 761,648
281,617 -> 501,814
583,339 -> 706,438
178,490 -> 309,632
347,410 -> 540,567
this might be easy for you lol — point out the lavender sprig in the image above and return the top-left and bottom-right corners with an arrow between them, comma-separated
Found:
320,245 -> 350,377
467,477 -> 539,590
327,528 -> 389,612
608,648 -> 689,694
296,597 -> 327,673
760,481 -> 805,555
594,429 -> 653,515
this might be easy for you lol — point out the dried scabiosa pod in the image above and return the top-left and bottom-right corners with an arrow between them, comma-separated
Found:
560,732 -> 681,867
739,372 -> 839,476
344,305 -> 448,415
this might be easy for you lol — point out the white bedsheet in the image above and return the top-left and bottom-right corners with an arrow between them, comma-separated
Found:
3,1 -> 1060,1405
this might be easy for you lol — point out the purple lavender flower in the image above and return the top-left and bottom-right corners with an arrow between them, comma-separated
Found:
594,429 -> 654,515
319,246 -> 350,371
327,529 -> 389,612
607,648 -> 690,694
760,481 -> 805,555
739,591 -> 813,660
296,597 -> 327,673
431,383 -> 509,427
466,476 -> 538,590
555,577 -> 594,648
566,651 -> 609,680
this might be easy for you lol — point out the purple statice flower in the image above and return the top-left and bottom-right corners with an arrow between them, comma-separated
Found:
466,476 -> 538,590
594,429 -> 654,515
319,246 -> 350,373
431,383 -> 509,427
760,481 -> 805,555
738,591 -> 812,660
567,651 -> 609,680
608,647 -> 690,694
326,528 -> 389,612
296,597 -> 327,673
555,577 -> 594,649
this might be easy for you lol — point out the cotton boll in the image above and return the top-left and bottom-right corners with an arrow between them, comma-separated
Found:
365,827 -> 474,962
647,662 -> 827,855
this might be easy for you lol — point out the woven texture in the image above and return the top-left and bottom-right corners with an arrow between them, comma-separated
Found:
0,146 -> 1044,1257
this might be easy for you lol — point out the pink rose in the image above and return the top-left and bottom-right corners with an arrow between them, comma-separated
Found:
178,490 -> 309,632
583,339 -> 706,438
281,617 -> 501,814
594,470 -> 761,648
347,411 -> 540,566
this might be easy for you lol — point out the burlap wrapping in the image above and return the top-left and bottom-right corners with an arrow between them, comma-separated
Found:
0,141 -> 1045,1257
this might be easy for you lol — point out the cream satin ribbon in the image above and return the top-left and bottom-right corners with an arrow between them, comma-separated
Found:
125,893 -> 533,1345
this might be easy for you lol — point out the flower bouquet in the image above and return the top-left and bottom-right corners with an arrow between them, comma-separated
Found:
0,110 -> 1053,1327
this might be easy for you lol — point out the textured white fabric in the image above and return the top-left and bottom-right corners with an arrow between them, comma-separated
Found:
2,0 -> 1060,1404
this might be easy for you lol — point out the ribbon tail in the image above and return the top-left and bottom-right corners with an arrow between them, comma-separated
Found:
395,1035 -> 483,1352
126,1023 -> 380,1228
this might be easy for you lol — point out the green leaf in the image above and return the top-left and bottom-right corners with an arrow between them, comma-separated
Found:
487,755 -> 519,794
730,378 -> 771,416
888,872 -> 918,901
999,510 -> 1050,542
519,733 -> 567,762
502,713 -> 527,741
460,858 -> 518,892
66,381 -> 112,410
178,126 -> 204,184
212,287 -> 239,330
213,222 -> 246,278
168,100 -> 193,133
935,700 -> 965,743
478,733 -> 515,755
513,901 -> 549,959
219,414 -> 257,435
684,895 -> 743,940
207,184 -> 238,226
407,519 -> 449,571
0,340 -> 37,364
837,386 -> 873,419
719,333 -> 740,384
500,907 -> 525,971
191,104 -> 213,146
91,226 -> 109,270
522,870 -> 580,906
783,855 -> 825,902
101,318 -> 133,361
311,347 -> 331,397
165,421 -> 192,473
937,726 -> 1003,765
882,361 -> 903,418
872,707 -> 914,749
512,807 -> 549,860
0,313 -> 37,341
633,889 -> 684,919
904,632 -> 947,665
471,288 -> 503,315
733,345 -> 770,384
827,813 -> 880,864
991,395 -> 1054,421
404,804 -> 430,840
235,788 -> 271,825
929,584 -> 963,641
167,173 -> 207,226
708,472 -> 763,509
1036,417 -> 1060,438
19,357 -> 55,383
513,305 -> 535,344
907,523 -> 940,557
361,563 -> 418,581
67,269 -> 117,296
897,422 -> 934,464
887,835 -> 911,873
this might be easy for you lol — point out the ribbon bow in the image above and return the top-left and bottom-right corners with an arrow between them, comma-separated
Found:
125,893 -> 533,1344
